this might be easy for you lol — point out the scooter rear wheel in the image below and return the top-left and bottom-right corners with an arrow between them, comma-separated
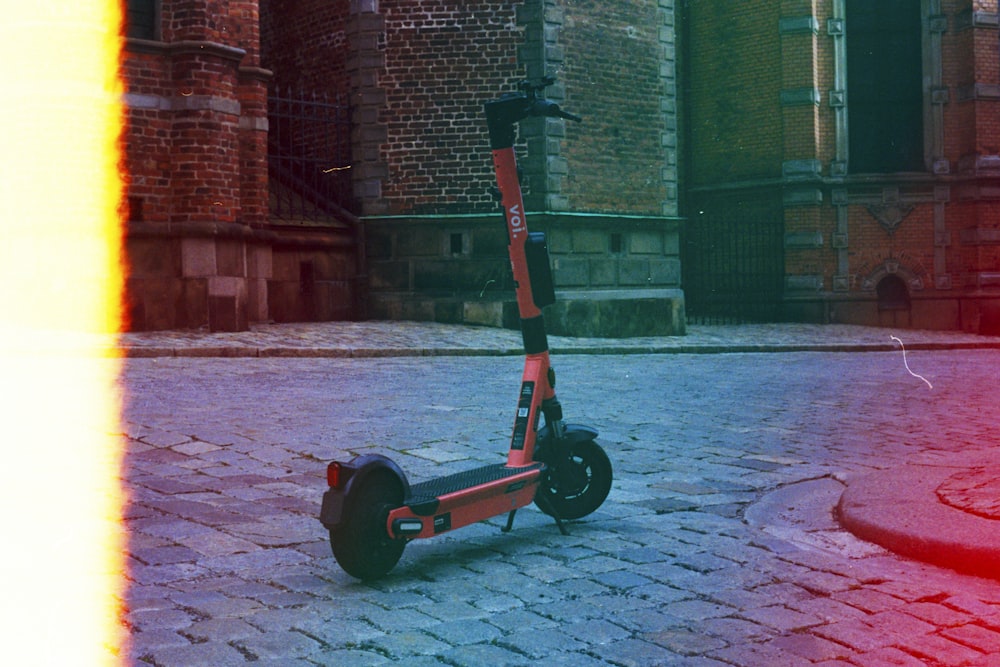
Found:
330,472 -> 405,580
536,439 -> 612,521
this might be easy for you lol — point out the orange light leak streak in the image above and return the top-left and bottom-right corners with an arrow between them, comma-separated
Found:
0,2 -> 128,665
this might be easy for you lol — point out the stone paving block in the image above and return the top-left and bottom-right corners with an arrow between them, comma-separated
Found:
737,605 -> 824,632
305,648 -> 391,666
897,601 -> 972,628
595,569 -> 654,591
699,616 -> 774,642
131,628 -> 190,650
787,595 -> 871,623
235,629 -> 322,660
941,623 -> 1000,654
831,587 -> 908,614
139,431 -> 194,448
533,598 -> 604,623
867,609 -> 937,643
145,640 -> 250,667
439,643 -> 533,666
419,600 -> 488,623
943,593 -> 1000,621
856,646 -> 933,666
553,576 -> 611,600
590,637 -> 683,666
642,627 -> 728,656
660,598 -> 735,621
199,546 -> 312,573
769,632 -> 858,662
363,607 -> 438,633
129,562 -> 208,586
906,633 -> 986,665
486,608 -> 560,633
133,544 -> 201,566
707,640 -> 804,667
294,617 -> 384,648
563,618 -> 632,646
811,617 -> 886,652
365,630 -> 451,659
185,617 -> 262,643
426,619 -> 503,646
174,528 -> 259,558
500,626 -> 588,658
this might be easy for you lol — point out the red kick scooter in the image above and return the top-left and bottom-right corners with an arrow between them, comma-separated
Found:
319,78 -> 613,580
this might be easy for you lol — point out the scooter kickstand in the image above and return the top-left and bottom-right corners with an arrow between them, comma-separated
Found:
501,509 -> 517,533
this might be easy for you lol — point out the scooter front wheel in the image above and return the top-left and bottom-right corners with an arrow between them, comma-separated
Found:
536,439 -> 612,521
330,472 -> 405,580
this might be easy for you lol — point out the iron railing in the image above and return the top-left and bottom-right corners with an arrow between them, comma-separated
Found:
682,202 -> 785,325
267,87 -> 356,221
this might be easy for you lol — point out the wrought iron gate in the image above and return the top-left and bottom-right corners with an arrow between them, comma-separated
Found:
268,87 -> 355,220
682,198 -> 785,324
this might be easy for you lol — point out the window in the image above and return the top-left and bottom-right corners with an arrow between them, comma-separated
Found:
846,0 -> 924,173
126,0 -> 158,41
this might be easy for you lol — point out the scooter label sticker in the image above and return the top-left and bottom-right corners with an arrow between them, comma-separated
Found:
511,381 -> 535,450
433,513 -> 451,534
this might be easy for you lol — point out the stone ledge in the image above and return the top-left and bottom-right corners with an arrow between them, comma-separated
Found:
369,288 -> 686,338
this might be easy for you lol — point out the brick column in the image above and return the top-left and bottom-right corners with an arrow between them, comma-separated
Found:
347,0 -> 389,216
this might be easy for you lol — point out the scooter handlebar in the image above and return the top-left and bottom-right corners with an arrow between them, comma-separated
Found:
557,108 -> 583,123
532,99 -> 582,123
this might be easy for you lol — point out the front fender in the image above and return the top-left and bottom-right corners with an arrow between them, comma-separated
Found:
538,423 -> 599,445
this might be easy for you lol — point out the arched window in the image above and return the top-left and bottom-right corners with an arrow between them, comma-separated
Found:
846,0 -> 924,173
877,274 -> 911,311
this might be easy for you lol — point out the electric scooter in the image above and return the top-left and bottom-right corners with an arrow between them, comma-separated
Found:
319,77 -> 613,580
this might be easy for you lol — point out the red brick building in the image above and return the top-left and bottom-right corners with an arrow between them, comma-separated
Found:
121,0 -> 683,334
683,0 -> 1000,332
123,1 -> 999,334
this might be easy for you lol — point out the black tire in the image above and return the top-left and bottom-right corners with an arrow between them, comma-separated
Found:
535,439 -> 612,521
330,472 -> 406,580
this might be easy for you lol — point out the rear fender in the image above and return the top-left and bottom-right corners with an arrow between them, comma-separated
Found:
319,454 -> 409,529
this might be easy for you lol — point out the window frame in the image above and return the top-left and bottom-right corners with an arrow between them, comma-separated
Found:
125,0 -> 161,42
845,0 -> 927,174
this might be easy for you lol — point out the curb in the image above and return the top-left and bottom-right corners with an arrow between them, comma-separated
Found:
837,456 -> 1000,581
117,341 -> 1000,358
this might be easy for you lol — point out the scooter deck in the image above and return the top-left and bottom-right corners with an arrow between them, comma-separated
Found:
405,462 -> 544,516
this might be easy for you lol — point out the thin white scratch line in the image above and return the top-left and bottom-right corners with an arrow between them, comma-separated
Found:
889,335 -> 933,389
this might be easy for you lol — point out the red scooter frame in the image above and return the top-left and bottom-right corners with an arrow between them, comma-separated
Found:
319,78 -> 612,580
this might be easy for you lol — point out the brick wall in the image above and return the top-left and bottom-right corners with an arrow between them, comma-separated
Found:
685,0 -> 783,185
260,0 -> 349,93
559,0 -> 674,215
122,0 -> 270,331
685,0 -> 1000,331
373,0 -> 525,215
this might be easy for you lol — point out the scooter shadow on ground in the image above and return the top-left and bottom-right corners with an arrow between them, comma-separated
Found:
326,505 -> 618,587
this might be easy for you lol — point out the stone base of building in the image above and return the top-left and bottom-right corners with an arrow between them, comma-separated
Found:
365,213 -> 685,338
785,294 -> 1000,335
125,221 -> 361,332
370,288 -> 686,338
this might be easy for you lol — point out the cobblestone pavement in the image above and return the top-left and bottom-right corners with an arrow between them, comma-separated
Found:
120,334 -> 1000,666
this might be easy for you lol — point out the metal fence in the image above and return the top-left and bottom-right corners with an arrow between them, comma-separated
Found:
682,202 -> 785,325
267,87 -> 355,221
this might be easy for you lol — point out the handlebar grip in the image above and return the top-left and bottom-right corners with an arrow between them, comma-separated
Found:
535,100 -> 582,123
